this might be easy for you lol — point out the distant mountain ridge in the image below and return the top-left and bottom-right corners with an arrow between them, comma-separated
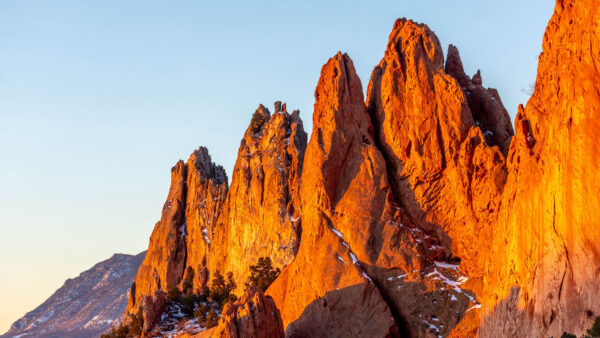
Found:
2,251 -> 145,338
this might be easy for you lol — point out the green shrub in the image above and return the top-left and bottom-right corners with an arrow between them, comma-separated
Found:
167,286 -> 182,300
209,270 -> 235,307
182,279 -> 193,295
245,257 -> 280,292
587,317 -> 600,337
194,303 -> 208,323
180,294 -> 200,317
249,111 -> 267,134
129,306 -> 144,336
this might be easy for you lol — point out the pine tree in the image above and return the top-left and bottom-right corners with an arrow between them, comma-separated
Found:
587,317 -> 600,337
245,257 -> 281,292
209,270 -> 228,306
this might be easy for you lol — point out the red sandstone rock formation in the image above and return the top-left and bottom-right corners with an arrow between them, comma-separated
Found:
479,1 -> 600,336
125,105 -> 306,331
265,51 -> 480,337
122,2 -> 600,336
125,147 -> 228,322
202,286 -> 284,338
208,103 -> 307,291
366,19 -> 510,284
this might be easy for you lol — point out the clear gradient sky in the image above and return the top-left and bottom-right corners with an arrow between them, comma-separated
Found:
0,0 -> 553,332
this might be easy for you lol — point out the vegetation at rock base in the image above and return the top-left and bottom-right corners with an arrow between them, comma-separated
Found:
209,270 -> 236,307
101,307 -> 143,338
560,317 -> 600,338
245,256 -> 281,292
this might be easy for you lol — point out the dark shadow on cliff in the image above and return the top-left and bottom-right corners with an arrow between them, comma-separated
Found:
286,283 -> 403,338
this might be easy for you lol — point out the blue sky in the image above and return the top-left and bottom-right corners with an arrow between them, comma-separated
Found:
0,0 -> 553,332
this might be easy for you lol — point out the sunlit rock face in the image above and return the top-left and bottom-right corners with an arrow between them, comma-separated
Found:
365,19 -> 511,286
124,104 -> 307,329
481,0 -> 600,336
267,52 -> 401,337
125,147 -> 228,321
123,1 -> 600,336
208,102 -> 307,292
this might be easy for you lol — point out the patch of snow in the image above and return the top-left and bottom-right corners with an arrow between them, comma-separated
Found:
433,261 -> 460,271
202,228 -> 211,245
331,228 -> 344,239
337,255 -> 346,264
450,295 -> 458,301
349,253 -> 358,264
467,303 -> 482,312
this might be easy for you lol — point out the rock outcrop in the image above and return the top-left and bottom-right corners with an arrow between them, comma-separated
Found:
201,285 -> 284,338
125,147 -> 228,321
480,0 -> 600,336
366,19 -> 511,284
121,1 -> 600,336
267,52 -> 401,337
209,103 -> 307,291
124,104 -> 306,332
3,252 -> 145,338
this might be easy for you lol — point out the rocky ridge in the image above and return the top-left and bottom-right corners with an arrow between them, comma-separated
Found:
120,1 -> 600,336
3,252 -> 145,338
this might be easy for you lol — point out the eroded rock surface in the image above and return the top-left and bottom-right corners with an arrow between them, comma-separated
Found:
209,103 -> 307,291
125,148 -> 228,322
481,1 -> 600,336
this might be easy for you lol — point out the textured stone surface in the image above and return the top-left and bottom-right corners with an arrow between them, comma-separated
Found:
122,2 -> 600,336
209,103 -> 307,292
267,52 -> 402,338
365,18 -> 509,283
204,285 -> 284,338
480,1 -> 600,336
126,148 -> 228,322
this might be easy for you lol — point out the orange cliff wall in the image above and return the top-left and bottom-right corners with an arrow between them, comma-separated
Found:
365,19 -> 512,283
480,0 -> 600,336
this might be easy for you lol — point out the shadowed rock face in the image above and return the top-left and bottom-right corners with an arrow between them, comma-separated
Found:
480,0 -> 600,336
3,252 -> 145,338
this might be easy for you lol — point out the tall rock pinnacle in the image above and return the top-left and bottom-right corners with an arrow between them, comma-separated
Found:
268,52 -> 401,337
208,102 -> 307,290
125,147 -> 228,322
366,18 -> 510,282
